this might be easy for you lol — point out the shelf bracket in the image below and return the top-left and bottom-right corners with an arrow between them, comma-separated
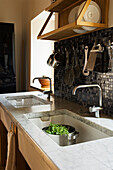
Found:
38,11 -> 53,37
77,0 -> 92,24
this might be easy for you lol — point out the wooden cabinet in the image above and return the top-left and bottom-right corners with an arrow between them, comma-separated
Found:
0,120 -> 30,170
18,128 -> 58,170
37,0 -> 109,41
0,120 -> 7,170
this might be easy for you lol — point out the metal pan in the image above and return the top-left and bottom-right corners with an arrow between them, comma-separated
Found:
42,124 -> 79,146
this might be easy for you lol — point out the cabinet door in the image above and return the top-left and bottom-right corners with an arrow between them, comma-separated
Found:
0,120 -> 7,169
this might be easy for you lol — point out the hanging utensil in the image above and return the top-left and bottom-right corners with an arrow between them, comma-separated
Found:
47,52 -> 54,66
82,46 -> 89,76
103,39 -> 113,71
73,47 -> 81,79
67,53 -> 75,87
47,49 -> 65,68
64,48 -> 71,85
54,50 -> 66,64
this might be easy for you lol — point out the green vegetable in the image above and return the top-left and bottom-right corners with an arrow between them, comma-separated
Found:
45,123 -> 69,135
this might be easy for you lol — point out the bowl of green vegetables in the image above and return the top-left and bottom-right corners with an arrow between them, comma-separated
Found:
42,123 -> 79,146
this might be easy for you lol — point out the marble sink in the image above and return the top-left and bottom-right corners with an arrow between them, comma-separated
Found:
25,109 -> 111,146
85,117 -> 113,131
6,95 -> 50,108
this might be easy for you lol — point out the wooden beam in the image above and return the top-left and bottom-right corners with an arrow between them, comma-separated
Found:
58,27 -> 105,41
78,21 -> 107,28
45,0 -> 64,11
38,12 -> 53,37
105,0 -> 109,26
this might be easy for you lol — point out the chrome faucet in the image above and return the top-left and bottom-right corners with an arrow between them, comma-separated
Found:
32,77 -> 52,99
72,84 -> 103,118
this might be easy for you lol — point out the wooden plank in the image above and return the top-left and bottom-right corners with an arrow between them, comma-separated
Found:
58,27 -> 106,41
38,12 -> 53,37
105,0 -> 109,25
78,21 -> 107,27
77,0 -> 92,23
38,26 -> 106,41
37,21 -> 106,41
37,22 -> 80,40
46,0 -> 79,12
46,0 -> 64,12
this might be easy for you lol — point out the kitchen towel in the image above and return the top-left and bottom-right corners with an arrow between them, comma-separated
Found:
5,131 -> 16,170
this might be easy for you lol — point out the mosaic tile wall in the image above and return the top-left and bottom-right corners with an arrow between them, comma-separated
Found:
54,27 -> 113,116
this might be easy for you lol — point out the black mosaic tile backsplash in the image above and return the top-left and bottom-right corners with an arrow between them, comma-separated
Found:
54,27 -> 113,116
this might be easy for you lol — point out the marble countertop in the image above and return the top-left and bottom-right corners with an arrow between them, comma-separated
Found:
0,91 -> 113,170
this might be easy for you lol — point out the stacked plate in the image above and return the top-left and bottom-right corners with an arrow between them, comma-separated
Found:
68,1 -> 101,33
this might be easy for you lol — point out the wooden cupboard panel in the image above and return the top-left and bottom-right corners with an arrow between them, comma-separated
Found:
46,0 -> 80,12
18,128 -> 58,170
37,22 -> 106,41
93,0 -> 109,24
0,120 -> 7,169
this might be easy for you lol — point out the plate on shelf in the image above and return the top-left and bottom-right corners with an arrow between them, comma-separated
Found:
77,1 -> 101,31
73,28 -> 86,34
68,6 -> 79,24
68,6 -> 87,33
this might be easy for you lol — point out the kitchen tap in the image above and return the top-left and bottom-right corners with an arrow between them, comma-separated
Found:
72,84 -> 103,118
32,77 -> 52,99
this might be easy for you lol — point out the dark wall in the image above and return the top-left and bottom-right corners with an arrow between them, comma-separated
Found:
0,23 -> 16,94
54,27 -> 113,116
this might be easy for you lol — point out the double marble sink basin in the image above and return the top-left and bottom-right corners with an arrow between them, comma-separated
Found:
6,94 -> 113,147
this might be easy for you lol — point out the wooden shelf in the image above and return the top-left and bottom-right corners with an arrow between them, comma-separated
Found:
37,22 -> 107,41
45,0 -> 83,12
38,0 -> 109,41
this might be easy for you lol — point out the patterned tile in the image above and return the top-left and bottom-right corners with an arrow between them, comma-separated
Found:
54,27 -> 113,116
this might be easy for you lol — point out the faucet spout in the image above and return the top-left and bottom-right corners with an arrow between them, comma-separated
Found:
72,84 -> 103,118
72,84 -> 102,107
